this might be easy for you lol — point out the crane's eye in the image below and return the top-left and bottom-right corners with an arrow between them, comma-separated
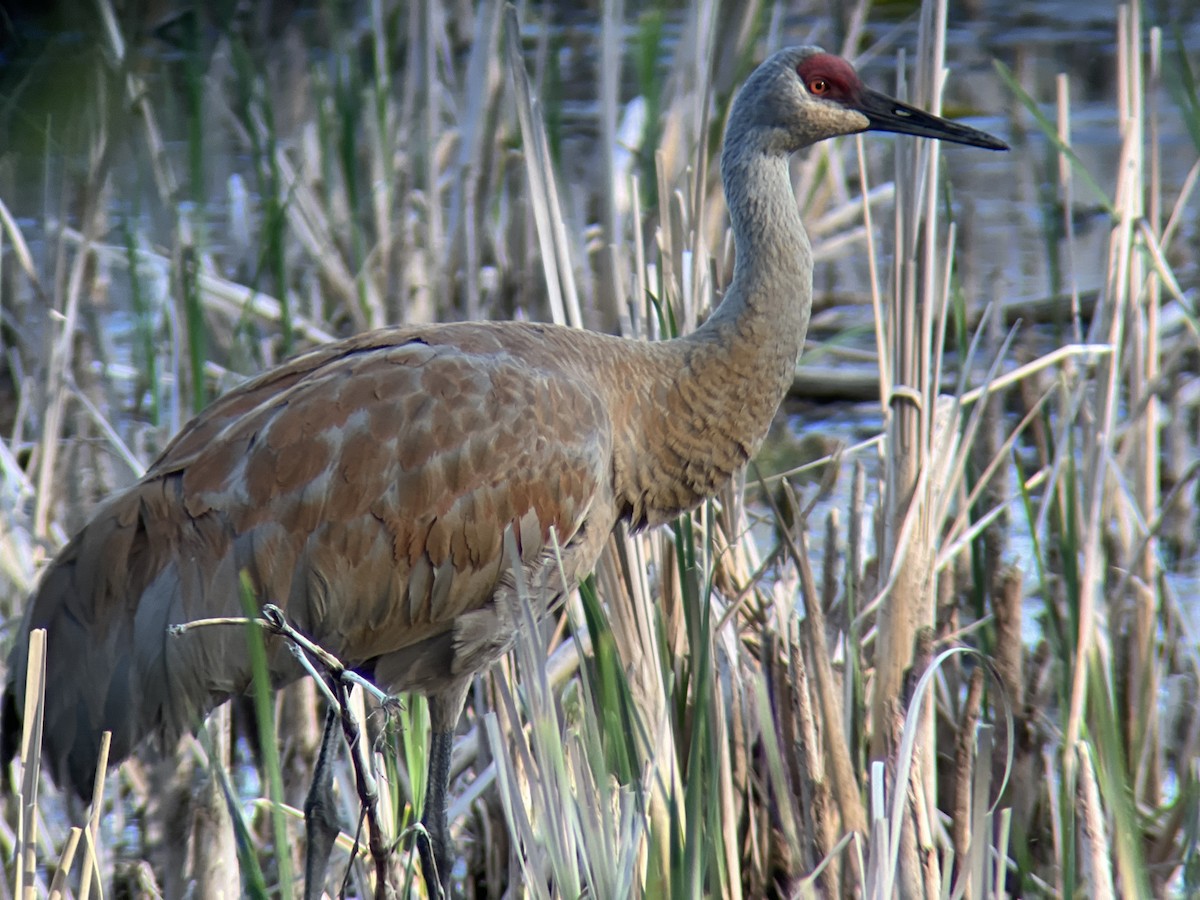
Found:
808,78 -> 829,95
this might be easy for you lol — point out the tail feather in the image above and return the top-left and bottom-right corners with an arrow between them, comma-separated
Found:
1,486 -> 266,798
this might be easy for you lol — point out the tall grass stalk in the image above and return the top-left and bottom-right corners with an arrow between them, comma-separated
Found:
14,629 -> 46,898
240,574 -> 296,897
867,0 -> 957,889
503,6 -> 576,329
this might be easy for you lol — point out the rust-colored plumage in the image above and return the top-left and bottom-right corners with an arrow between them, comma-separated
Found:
11,324 -> 624,785
3,46 -> 1005,898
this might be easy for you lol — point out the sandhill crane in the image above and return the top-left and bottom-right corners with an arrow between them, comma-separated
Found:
3,46 -> 1005,898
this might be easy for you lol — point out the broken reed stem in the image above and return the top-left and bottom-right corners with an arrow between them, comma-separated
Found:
846,461 -> 866,773
181,604 -> 398,894
77,730 -> 112,900
171,606 -> 392,708
1075,744 -> 1116,900
906,628 -> 940,898
16,628 -> 47,900
789,630 -> 837,894
951,666 -> 985,898
991,567 -> 1025,710
787,500 -> 867,839
332,677 -> 396,899
47,827 -> 83,900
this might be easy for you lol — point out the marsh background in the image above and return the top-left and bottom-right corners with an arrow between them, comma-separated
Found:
0,0 -> 1197,897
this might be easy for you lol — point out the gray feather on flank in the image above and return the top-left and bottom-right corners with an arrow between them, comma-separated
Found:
408,554 -> 434,621
431,557 -> 456,618
134,570 -> 187,732
518,509 -> 542,562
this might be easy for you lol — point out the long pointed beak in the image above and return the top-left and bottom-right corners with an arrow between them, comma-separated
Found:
856,88 -> 1008,150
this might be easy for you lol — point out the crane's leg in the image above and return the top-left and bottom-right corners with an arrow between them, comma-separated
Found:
417,686 -> 469,900
303,705 -> 341,900
418,729 -> 454,899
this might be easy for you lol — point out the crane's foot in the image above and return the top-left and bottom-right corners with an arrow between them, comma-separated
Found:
303,706 -> 342,900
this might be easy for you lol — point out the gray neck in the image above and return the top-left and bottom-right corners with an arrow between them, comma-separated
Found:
617,139 -> 814,528
702,146 -> 813,341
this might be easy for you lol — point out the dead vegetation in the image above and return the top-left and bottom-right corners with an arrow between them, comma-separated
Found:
0,0 -> 1198,897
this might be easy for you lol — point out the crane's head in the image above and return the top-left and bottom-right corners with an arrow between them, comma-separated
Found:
727,46 -> 1008,156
